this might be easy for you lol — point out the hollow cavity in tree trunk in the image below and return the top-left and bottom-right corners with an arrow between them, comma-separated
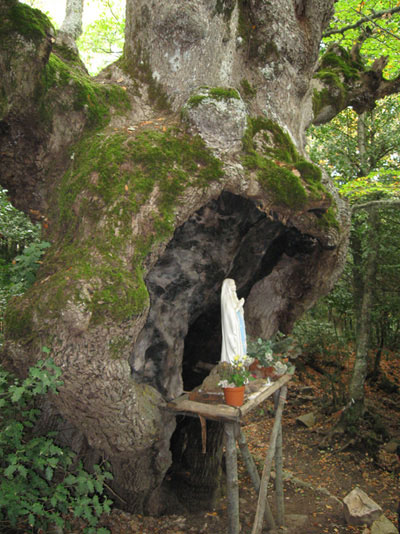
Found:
130,191 -> 320,506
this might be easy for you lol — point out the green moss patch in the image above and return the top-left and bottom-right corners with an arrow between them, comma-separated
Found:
41,53 -> 130,128
320,47 -> 362,81
0,2 -> 53,42
316,206 -> 340,230
243,117 -> 298,163
313,45 -> 364,119
37,127 -> 224,326
240,79 -> 256,99
4,304 -> 34,343
187,87 -> 240,108
242,117 -> 334,211
52,42 -> 80,63
6,126 -> 224,339
256,160 -> 307,209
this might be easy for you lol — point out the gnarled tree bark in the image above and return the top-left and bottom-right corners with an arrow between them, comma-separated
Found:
0,0 -> 356,513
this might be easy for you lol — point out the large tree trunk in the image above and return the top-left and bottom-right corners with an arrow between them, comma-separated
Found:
1,0 -> 351,514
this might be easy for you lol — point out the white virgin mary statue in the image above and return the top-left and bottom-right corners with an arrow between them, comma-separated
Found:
220,278 -> 247,364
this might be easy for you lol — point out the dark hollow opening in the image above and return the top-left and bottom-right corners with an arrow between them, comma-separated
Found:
129,190 -> 319,510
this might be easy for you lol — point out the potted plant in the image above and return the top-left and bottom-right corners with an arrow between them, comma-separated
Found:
247,337 -> 294,378
218,355 -> 253,407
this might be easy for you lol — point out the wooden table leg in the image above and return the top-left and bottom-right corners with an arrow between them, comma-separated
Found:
274,390 -> 285,526
238,429 -> 276,530
251,385 -> 287,534
224,422 -> 240,534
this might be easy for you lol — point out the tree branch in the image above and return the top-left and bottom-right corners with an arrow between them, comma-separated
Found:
323,6 -> 400,38
365,17 -> 400,42
352,199 -> 400,213
106,0 -> 120,23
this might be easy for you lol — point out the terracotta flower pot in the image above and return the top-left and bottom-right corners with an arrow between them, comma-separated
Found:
249,359 -> 260,372
249,360 -> 276,379
223,385 -> 245,407
261,366 -> 275,378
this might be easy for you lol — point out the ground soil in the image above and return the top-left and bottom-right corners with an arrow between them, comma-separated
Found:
102,355 -> 400,534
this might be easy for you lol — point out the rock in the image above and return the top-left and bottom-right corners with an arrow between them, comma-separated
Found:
201,374 -> 222,392
296,412 -> 316,428
371,514 -> 398,534
184,87 -> 248,153
343,488 -> 383,526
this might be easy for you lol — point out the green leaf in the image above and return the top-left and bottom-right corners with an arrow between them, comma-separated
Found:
17,465 -> 27,478
31,502 -> 44,515
0,358 -> 112,533
45,466 -> 53,481
4,464 -> 18,478
64,474 -> 77,485
10,386 -> 25,402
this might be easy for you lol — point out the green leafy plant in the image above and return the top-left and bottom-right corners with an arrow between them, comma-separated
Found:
292,318 -> 342,361
247,337 -> 274,367
247,336 -> 295,374
218,356 -> 253,387
10,240 -> 51,289
0,351 -> 112,533
0,188 -> 42,261
0,188 -> 51,345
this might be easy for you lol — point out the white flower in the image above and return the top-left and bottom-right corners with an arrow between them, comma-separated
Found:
218,379 -> 235,388
273,361 -> 288,374
264,351 -> 273,362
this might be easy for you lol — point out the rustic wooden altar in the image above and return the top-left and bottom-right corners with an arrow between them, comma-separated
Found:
167,374 -> 291,534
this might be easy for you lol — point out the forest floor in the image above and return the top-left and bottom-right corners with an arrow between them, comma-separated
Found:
101,353 -> 400,534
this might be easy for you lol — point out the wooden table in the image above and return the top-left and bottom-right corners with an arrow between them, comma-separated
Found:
167,374 -> 291,534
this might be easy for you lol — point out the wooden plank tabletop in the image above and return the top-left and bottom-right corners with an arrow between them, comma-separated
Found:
167,374 -> 292,422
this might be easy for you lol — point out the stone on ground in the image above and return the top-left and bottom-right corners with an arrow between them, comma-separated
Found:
343,488 -> 383,526
371,514 -> 398,534
296,412 -> 316,428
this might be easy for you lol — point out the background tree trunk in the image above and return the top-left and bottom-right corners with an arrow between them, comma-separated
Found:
60,0 -> 84,40
348,208 -> 379,418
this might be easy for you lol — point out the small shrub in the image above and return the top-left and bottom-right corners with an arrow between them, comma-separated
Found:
0,189 -> 51,345
0,352 -> 112,533
10,240 -> 51,289
292,317 -> 342,363
292,316 -> 350,411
